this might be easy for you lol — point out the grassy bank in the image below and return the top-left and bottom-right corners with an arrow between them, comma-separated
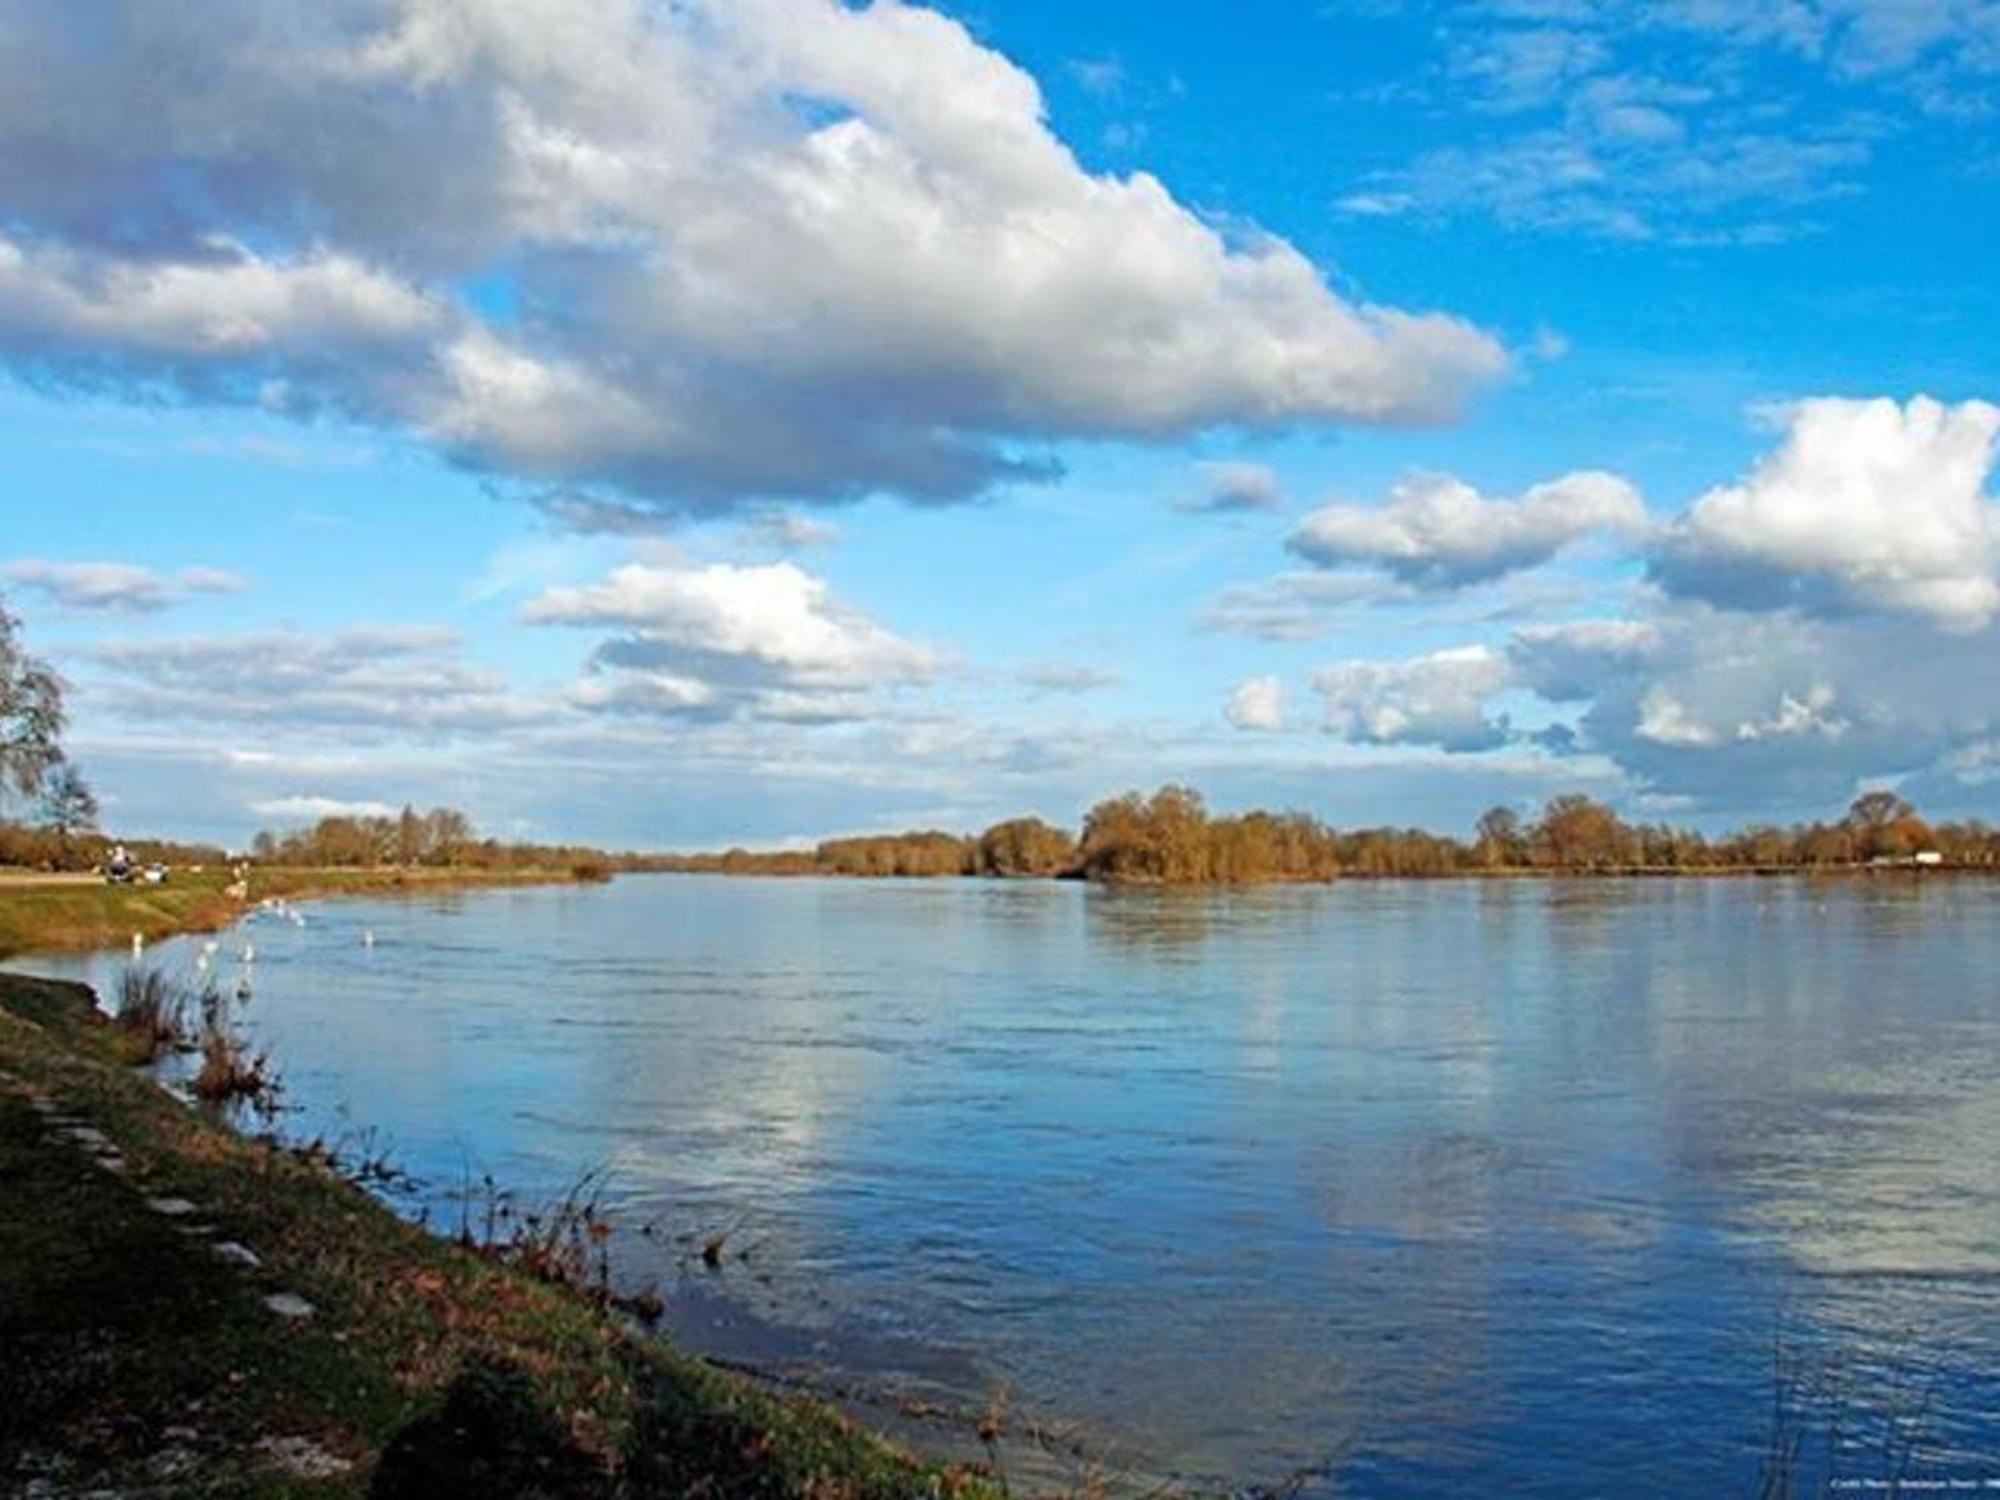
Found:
0,970 -> 1000,1498
0,865 -> 593,959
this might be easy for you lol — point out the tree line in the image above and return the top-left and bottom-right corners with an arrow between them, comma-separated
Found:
250,806 -> 622,879
653,785 -> 2000,883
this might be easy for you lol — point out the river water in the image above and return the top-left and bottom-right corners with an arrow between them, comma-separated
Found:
25,874 -> 2000,1494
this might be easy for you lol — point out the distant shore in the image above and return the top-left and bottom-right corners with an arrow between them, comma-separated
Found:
642,784 -> 1996,884
0,864 -> 601,959
645,859 -> 1993,884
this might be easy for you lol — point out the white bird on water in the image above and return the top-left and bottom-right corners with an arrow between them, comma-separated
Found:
241,942 -> 256,965
130,932 -> 144,956
363,929 -> 376,949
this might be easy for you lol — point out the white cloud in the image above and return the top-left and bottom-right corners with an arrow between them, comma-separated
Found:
3,558 -> 249,613
1289,470 -> 1645,586
1181,461 -> 1284,514
1018,662 -> 1122,694
1224,675 -> 1285,731
1507,619 -> 1662,700
1307,596 -> 2000,813
748,512 -> 843,551
1654,0 -> 2000,83
1635,687 -> 1722,748
90,625 -> 540,736
1654,396 -> 2000,629
1339,3 -> 1935,243
0,234 -> 441,365
175,567 -> 251,596
1200,571 -> 1413,641
248,794 -> 400,822
1065,57 -> 1126,96
1313,645 -> 1514,751
0,0 -> 1505,512
526,558 -> 940,722
1559,603 -> 2000,806
525,560 -> 936,686
1202,392 -> 2000,811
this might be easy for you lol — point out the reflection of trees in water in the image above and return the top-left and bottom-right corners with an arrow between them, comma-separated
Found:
966,878 -> 1075,936
1081,883 -> 1334,955
1537,876 -> 1650,939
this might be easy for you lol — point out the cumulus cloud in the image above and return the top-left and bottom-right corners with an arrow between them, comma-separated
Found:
1224,675 -> 1285,731
1313,645 -> 1514,751
1545,604 -> 2000,806
1653,396 -> 2000,629
525,559 -> 939,722
0,234 -> 441,370
1290,596 -> 2000,812
0,0 -> 1505,513
1199,391 -> 2000,809
3,558 -> 248,613
1289,470 -> 1645,586
1181,461 -> 1284,514
1507,619 -> 1662,701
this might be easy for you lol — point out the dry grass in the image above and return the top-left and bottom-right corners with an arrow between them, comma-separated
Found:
112,966 -> 192,1064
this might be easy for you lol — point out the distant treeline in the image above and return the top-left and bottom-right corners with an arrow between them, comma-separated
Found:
9,788 -> 1995,885
0,803 -> 632,878
250,806 -> 621,880
0,824 -> 228,873
651,787 -> 2000,883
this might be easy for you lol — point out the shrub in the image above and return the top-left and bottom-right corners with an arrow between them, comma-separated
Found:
191,1020 -> 272,1103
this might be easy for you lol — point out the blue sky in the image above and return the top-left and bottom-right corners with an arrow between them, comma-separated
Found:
2,0 -> 1998,849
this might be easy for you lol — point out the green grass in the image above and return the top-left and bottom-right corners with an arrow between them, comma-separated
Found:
0,972 -> 1003,1498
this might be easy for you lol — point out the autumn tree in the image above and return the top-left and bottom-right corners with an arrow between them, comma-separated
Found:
1078,785 -> 1215,882
1844,790 -> 1912,834
975,817 -> 1077,877
423,807 -> 475,866
1533,794 -> 1630,869
1474,806 -> 1526,867
397,803 -> 424,866
1844,791 -> 1931,860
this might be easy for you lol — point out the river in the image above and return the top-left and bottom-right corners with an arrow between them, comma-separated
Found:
23,873 -> 2000,1495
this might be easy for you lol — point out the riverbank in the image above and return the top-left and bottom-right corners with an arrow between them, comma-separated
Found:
0,865 -> 599,959
0,969 -> 1000,1498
